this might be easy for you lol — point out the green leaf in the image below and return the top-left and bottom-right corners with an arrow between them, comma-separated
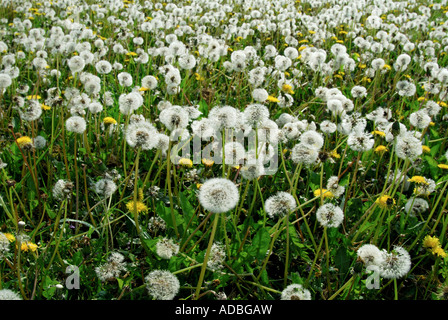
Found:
425,155 -> 439,179
72,250 -> 83,265
198,99 -> 209,117
117,278 -> 124,290
156,201 -> 184,231
247,227 -> 270,261
179,191 -> 195,226
334,247 -> 350,278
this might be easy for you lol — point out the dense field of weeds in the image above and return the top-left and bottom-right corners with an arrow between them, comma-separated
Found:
0,0 -> 447,301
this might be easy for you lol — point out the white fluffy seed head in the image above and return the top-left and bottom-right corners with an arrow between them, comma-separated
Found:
159,105 -> 190,131
265,191 -> 296,219
357,244 -> 384,266
66,115 -> 87,134
316,203 -> 344,228
145,270 -> 180,300
198,178 -> 239,213
281,284 -> 311,300
299,130 -> 324,150
291,143 -> 319,165
0,289 -> 22,300
378,246 -> 411,279
156,238 -> 179,260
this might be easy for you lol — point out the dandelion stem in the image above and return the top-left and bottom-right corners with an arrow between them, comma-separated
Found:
166,141 -> 179,238
195,212 -> 219,300
133,148 -> 142,235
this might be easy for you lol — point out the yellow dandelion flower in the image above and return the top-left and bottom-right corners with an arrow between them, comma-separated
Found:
438,101 -> 447,107
267,95 -> 280,103
408,176 -> 428,185
329,149 -> 340,159
313,188 -> 334,199
126,200 -> 148,214
423,235 -> 441,249
375,195 -> 395,209
4,233 -> 15,242
194,73 -> 205,81
429,122 -> 435,126
308,30 -> 316,34
20,241 -> 38,252
282,84 -> 294,94
362,77 -> 372,83
382,64 -> 391,70
196,183 -> 202,189
372,130 -> 386,137
41,104 -> 51,110
438,164 -> 448,170
298,46 -> 307,51
126,52 -> 138,56
178,158 -> 193,168
422,145 -> 431,153
374,145 -> 388,153
417,96 -> 428,102
26,95 -> 41,100
139,87 -> 150,91
103,117 -> 117,125
16,136 -> 33,148
432,246 -> 447,258
202,158 -> 214,167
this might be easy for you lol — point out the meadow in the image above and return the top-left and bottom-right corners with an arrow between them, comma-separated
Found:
0,0 -> 447,301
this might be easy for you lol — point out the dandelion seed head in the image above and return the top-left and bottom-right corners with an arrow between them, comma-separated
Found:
281,284 -> 311,300
316,203 -> 344,228
145,270 -> 180,300
198,178 -> 239,214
